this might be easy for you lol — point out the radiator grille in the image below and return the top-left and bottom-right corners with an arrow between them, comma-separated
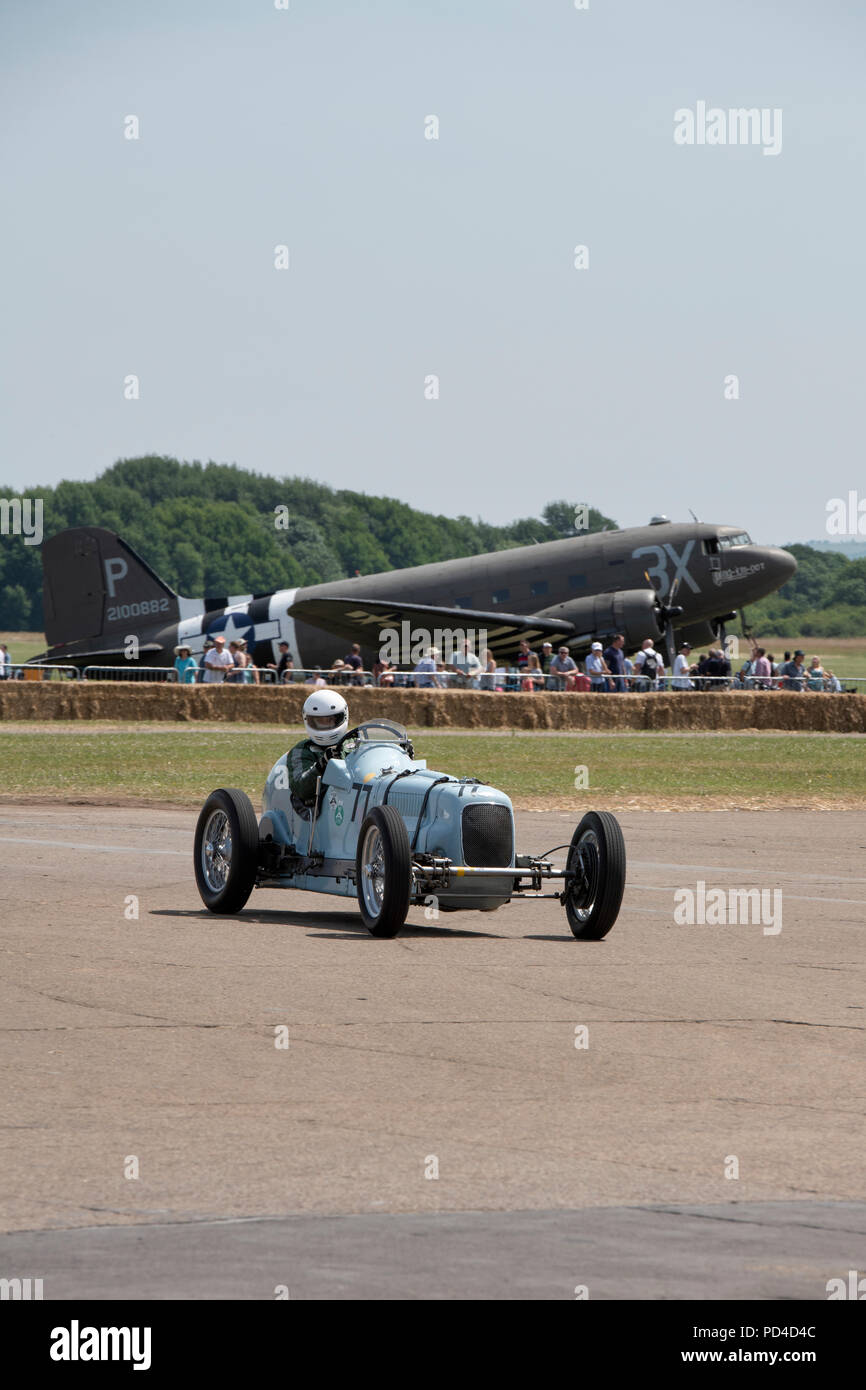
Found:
461,803 -> 513,867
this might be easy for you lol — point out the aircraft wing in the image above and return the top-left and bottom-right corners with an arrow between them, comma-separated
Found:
289,596 -> 575,657
32,641 -> 166,665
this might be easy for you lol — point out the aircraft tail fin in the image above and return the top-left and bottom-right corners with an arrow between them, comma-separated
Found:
42,527 -> 180,651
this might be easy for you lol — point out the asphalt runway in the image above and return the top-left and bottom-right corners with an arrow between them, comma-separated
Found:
1,803 -> 864,1300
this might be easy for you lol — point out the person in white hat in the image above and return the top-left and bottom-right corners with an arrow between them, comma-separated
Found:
540,641 -> 555,690
413,645 -> 442,689
672,642 -> 695,690
585,641 -> 611,692
173,644 -> 198,685
202,634 -> 234,684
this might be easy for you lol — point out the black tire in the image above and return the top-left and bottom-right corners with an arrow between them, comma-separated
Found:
564,810 -> 626,940
355,804 -> 412,938
194,788 -> 260,914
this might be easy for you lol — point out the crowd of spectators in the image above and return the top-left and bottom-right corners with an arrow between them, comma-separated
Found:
174,635 -> 261,684
120,636 -> 866,695
386,636 -> 850,694
7,635 -> 851,693
663,645 -> 844,693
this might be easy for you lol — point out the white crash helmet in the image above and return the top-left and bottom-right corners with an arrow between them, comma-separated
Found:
302,689 -> 349,747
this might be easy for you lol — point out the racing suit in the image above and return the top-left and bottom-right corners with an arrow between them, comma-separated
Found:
287,738 -> 331,815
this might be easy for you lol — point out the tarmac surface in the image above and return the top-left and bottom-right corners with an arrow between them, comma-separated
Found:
1,803 -> 864,1299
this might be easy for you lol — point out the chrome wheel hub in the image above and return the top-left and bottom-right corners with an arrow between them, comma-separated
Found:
360,825 -> 385,918
202,810 -> 232,892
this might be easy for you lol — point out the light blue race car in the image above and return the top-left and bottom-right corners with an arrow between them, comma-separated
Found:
194,719 -> 626,939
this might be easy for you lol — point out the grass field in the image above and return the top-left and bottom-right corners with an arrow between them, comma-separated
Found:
0,726 -> 862,809
743,637 -> 866,681
1,632 -> 46,664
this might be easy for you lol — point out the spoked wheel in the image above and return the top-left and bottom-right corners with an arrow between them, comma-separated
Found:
564,810 -> 626,940
355,805 -> 411,937
194,788 -> 259,913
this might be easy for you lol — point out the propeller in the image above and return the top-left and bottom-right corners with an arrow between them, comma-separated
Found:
644,570 -> 683,670
660,576 -> 682,669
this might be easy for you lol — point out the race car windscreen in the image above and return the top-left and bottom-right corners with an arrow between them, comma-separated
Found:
352,720 -> 409,744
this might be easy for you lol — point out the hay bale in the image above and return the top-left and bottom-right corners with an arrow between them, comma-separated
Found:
1,682 -> 864,733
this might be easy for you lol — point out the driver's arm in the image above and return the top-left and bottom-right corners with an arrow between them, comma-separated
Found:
288,742 -> 326,804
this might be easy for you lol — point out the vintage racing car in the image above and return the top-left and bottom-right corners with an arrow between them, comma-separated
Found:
194,719 -> 626,938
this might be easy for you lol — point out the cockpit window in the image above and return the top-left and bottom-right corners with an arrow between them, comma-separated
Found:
717,531 -> 752,549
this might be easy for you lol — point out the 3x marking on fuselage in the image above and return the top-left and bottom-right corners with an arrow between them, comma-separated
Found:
631,540 -> 700,596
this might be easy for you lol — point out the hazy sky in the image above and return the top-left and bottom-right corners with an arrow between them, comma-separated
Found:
2,0 -> 863,545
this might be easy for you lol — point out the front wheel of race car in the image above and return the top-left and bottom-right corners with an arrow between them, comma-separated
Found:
564,810 -> 626,940
356,805 -> 412,937
194,788 -> 260,914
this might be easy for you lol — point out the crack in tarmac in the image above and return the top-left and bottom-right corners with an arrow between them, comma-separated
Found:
637,1204 -> 866,1234
2,1015 -> 862,1034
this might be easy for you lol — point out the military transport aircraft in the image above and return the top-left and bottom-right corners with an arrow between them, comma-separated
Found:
36,518 -> 796,672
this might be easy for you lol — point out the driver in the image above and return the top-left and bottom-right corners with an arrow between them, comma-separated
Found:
288,689 -> 350,812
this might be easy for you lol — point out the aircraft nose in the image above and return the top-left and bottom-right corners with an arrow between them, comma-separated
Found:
762,547 -> 798,587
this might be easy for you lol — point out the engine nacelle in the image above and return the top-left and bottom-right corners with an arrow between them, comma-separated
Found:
534,588 -> 666,650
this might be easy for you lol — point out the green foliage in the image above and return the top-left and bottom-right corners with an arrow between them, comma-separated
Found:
0,583 -> 31,629
541,500 -> 616,537
747,601 -> 865,640
746,544 -> 866,638
0,457 -> 620,629
266,514 -> 341,586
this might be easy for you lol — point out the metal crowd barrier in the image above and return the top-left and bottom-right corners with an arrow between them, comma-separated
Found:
643,675 -> 864,693
81,665 -> 280,684
3,663 -> 81,681
83,665 -> 179,682
377,672 -> 866,693
6,663 -> 864,693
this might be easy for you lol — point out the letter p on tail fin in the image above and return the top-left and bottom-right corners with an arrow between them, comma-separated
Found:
42,526 -> 180,650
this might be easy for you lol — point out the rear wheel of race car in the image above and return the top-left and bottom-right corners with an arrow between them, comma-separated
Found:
356,805 -> 412,938
564,810 -> 626,940
195,788 -> 259,914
